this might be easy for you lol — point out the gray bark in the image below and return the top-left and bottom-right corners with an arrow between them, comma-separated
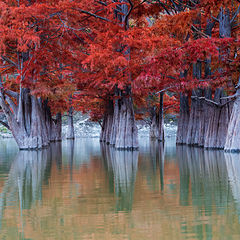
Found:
0,84 -> 61,149
149,106 -> 159,139
204,88 -> 232,149
66,107 -> 75,139
50,112 -> 62,142
100,100 -> 114,144
150,93 -> 164,141
186,60 -> 202,146
112,87 -> 138,150
186,88 -> 202,145
176,93 -> 190,144
198,88 -> 212,147
158,92 -> 164,142
224,89 -> 240,152
219,7 -> 231,38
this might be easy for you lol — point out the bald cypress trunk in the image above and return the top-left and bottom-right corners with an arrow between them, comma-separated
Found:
198,88 -> 212,147
0,84 -> 62,150
186,88 -> 203,146
149,106 -> 159,139
150,92 -> 164,142
0,88 -> 49,149
158,92 -> 164,142
186,58 -> 203,146
50,112 -> 62,142
224,89 -> 240,152
204,88 -> 232,149
66,107 -> 75,139
176,93 -> 190,144
100,100 -> 114,144
112,87 -> 138,150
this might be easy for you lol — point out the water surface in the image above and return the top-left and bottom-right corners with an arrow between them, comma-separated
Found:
0,137 -> 239,239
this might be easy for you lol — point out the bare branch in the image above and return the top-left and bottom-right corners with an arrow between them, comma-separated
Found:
211,15 -> 219,22
191,96 -> 235,107
191,25 -> 210,38
74,8 -> 111,22
0,121 -> 9,130
220,93 -> 237,100
156,0 -> 171,15
154,86 -> 174,95
1,56 -> 18,68
5,95 -> 18,116
191,96 -> 220,106
231,5 -> 240,24
125,0 -> 134,29
5,90 -> 19,99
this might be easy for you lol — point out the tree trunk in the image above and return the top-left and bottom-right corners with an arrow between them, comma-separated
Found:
66,107 -> 75,139
186,88 -> 202,145
176,93 -> 190,144
198,88 -> 212,147
219,7 -> 231,38
0,88 -> 49,149
111,87 -> 138,150
186,60 -> 202,146
100,100 -> 114,144
51,112 -> 62,142
150,93 -> 164,141
149,106 -> 159,139
224,90 -> 240,152
158,92 -> 164,142
0,85 -> 61,150
204,88 -> 232,149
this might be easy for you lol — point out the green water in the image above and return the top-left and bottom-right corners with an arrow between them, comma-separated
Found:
0,137 -> 239,240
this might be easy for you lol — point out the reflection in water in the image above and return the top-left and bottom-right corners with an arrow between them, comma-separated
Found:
1,138 -> 240,239
177,146 -> 229,209
177,146 -> 231,239
101,144 -> 138,212
150,140 -> 165,191
0,148 -> 52,239
65,140 -> 75,180
225,153 -> 240,219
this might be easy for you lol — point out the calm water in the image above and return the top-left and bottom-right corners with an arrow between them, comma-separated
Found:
0,138 -> 240,239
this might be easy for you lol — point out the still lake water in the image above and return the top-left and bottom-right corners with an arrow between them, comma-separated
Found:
0,137 -> 240,239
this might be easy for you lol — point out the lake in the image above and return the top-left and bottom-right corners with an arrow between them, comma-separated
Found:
0,137 -> 239,239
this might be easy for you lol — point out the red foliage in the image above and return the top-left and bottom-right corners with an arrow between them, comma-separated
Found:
0,0 -> 240,119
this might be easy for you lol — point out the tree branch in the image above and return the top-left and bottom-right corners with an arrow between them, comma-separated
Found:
5,90 -> 19,99
1,56 -> 18,68
231,5 -> 240,24
191,96 -> 235,107
5,95 -> 18,116
156,0 -> 171,15
125,0 -> 134,29
74,8 -> 111,22
0,121 -> 9,130
220,93 -> 237,100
